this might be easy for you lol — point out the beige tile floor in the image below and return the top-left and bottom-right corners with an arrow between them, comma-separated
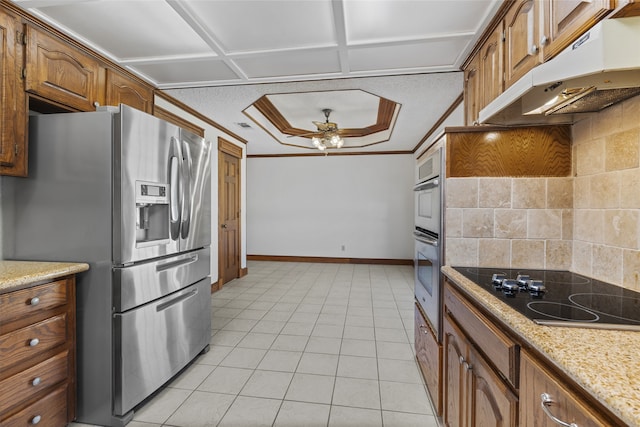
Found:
72,261 -> 438,427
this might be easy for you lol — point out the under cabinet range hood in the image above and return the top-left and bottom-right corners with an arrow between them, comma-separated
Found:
480,16 -> 640,126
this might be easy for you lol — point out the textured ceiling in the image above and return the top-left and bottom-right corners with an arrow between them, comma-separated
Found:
12,0 -> 500,154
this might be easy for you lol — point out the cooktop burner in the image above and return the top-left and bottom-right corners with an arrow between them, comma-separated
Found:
453,267 -> 640,330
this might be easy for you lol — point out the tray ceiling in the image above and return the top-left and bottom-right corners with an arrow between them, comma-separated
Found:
12,0 -> 501,155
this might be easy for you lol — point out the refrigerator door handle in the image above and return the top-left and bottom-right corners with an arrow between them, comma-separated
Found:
168,137 -> 182,241
180,139 -> 192,239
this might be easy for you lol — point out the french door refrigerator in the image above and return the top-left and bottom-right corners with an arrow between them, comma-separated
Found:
2,105 -> 212,426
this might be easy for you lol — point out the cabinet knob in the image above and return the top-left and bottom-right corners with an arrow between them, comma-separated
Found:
540,393 -> 579,427
540,35 -> 549,46
30,297 -> 40,306
29,338 -> 39,347
32,377 -> 41,386
530,44 -> 539,55
31,415 -> 41,425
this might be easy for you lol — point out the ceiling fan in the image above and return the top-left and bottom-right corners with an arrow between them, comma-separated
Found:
294,109 -> 345,151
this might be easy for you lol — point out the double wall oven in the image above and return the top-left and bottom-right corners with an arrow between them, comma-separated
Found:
414,148 -> 444,341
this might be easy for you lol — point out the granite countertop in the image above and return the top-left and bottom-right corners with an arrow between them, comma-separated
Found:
442,265 -> 640,427
0,260 -> 89,294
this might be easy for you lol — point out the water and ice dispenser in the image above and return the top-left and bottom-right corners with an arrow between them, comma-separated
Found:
135,181 -> 170,245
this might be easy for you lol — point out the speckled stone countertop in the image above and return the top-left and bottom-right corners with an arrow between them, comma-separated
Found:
0,260 -> 89,294
442,265 -> 640,427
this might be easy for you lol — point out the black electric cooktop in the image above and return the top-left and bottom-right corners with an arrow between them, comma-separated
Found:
453,267 -> 640,331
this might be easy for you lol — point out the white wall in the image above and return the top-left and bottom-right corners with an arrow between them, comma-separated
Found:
154,97 -> 247,281
247,154 -> 415,260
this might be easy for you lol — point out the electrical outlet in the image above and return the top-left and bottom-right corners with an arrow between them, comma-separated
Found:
341,245 -> 346,251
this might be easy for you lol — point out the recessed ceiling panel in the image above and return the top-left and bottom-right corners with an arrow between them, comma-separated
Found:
349,38 -> 471,72
343,0 -> 497,44
133,59 -> 240,86
235,51 -> 341,79
30,1 -> 212,59
267,90 -> 381,129
185,0 -> 337,52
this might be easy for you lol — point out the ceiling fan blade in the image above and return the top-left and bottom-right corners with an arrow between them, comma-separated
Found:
286,131 -> 321,138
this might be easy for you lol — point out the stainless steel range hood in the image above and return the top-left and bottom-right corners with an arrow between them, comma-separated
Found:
480,16 -> 640,126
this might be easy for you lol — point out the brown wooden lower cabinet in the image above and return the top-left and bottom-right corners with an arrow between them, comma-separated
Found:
442,312 -> 518,427
519,350 -> 623,427
414,303 -> 442,416
0,277 -> 76,427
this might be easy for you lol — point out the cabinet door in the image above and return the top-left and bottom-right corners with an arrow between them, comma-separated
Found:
443,315 -> 467,427
463,54 -> 481,126
0,9 -> 27,177
479,22 -> 504,110
520,350 -> 614,427
468,346 -> 518,427
504,0 -> 541,88
105,69 -> 153,113
25,24 -> 101,111
415,304 -> 442,416
542,0 -> 614,60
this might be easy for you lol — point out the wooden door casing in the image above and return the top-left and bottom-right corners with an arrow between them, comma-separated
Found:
218,138 -> 242,289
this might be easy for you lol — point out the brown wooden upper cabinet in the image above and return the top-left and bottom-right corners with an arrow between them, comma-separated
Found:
542,0 -> 615,61
479,22 -> 505,112
25,24 -> 103,112
105,69 -> 153,114
463,54 -> 481,126
504,0 -> 542,89
0,7 -> 26,177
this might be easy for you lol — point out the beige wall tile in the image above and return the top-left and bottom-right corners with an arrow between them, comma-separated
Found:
445,238 -> 478,266
545,240 -> 572,270
511,240 -> 545,269
574,209 -> 603,244
562,209 -> 573,240
575,137 -> 605,176
462,209 -> 494,238
573,176 -> 590,209
478,239 -> 510,267
620,168 -> 640,209
589,172 -> 619,209
446,178 -> 478,208
622,249 -> 640,292
478,178 -> 511,208
546,178 -> 573,209
572,116 -> 592,145
446,208 -> 463,238
495,209 -> 527,239
512,179 -> 545,209
605,129 -> 640,172
592,244 -> 623,285
572,240 -> 592,276
528,210 -> 562,239
593,102 -> 624,140
603,210 -> 639,249
621,95 -> 640,132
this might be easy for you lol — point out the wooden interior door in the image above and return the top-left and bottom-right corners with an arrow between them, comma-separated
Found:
218,138 -> 242,289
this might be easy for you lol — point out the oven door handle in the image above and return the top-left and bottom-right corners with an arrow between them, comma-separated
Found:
414,231 -> 438,246
413,178 -> 439,192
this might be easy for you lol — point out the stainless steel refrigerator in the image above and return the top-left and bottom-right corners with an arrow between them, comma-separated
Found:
2,105 -> 212,426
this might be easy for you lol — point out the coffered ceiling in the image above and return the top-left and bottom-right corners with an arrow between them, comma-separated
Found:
11,0 -> 501,155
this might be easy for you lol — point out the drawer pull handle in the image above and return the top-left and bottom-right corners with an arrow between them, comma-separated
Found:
29,338 -> 39,347
31,415 -> 41,425
32,377 -> 41,386
540,393 -> 579,427
30,297 -> 40,306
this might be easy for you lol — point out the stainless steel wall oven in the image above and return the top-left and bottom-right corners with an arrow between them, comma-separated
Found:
414,148 -> 444,341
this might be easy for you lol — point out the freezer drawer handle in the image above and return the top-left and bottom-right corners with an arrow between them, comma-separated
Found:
156,289 -> 198,312
156,254 -> 198,272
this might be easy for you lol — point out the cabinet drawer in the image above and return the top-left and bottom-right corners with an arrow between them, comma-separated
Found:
0,315 -> 67,370
444,284 -> 518,386
0,280 -> 67,326
0,351 -> 68,414
0,383 -> 67,427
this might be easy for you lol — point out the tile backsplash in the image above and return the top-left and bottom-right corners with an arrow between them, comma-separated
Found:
445,95 -> 640,291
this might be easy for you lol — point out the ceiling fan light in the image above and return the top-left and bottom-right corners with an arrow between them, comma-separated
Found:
336,138 -> 344,148
330,135 -> 341,146
312,137 -> 321,147
317,143 -> 326,151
